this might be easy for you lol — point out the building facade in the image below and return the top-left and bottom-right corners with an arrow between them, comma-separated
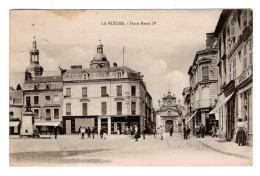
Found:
211,9 -> 253,145
187,33 -> 218,134
156,90 -> 182,133
9,90 -> 23,134
62,42 -> 152,135
22,38 -> 63,134
182,87 -> 192,132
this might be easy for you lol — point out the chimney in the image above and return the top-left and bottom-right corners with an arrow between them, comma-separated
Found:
25,71 -> 32,81
206,33 -> 216,49
113,62 -> 117,67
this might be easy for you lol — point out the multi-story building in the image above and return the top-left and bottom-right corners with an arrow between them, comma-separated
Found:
156,90 -> 182,133
187,33 -> 218,134
22,37 -> 63,134
62,42 -> 152,135
210,9 -> 253,145
9,90 -> 23,134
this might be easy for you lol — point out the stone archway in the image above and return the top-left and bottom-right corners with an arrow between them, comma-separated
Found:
165,120 -> 173,132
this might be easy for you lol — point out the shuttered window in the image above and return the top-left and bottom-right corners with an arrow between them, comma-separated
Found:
117,102 -> 122,115
117,86 -> 122,96
54,108 -> 59,119
82,103 -> 87,115
131,102 -> 136,115
101,102 -> 107,115
82,87 -> 87,97
34,96 -> 39,105
66,103 -> 71,115
202,66 -> 209,81
101,87 -> 107,97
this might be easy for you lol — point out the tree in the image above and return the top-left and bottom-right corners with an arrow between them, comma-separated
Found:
16,84 -> 22,90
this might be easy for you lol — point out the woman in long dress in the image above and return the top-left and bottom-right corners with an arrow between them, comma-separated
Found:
235,118 -> 247,146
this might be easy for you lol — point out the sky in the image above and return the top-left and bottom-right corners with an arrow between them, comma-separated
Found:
9,10 -> 222,108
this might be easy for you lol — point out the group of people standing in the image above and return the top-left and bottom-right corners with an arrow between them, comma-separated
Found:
79,126 -> 95,139
182,125 -> 191,140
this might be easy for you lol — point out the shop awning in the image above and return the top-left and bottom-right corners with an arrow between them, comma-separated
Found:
209,92 -> 234,115
9,121 -> 20,127
186,111 -> 198,124
35,121 -> 62,127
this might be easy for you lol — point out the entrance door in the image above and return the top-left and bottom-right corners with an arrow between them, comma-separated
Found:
66,120 -> 71,135
165,120 -> 173,132
227,98 -> 235,140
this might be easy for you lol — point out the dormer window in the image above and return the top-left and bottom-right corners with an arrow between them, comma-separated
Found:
34,83 -> 39,90
46,83 -> 50,89
118,72 -> 122,77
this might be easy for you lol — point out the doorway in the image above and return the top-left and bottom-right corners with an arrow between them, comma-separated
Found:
165,120 -> 173,132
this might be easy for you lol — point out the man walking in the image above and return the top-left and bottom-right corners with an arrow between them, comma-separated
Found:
100,127 -> 103,139
186,126 -> 191,140
169,126 -> 173,137
92,127 -> 95,139
142,127 -> 146,139
87,127 -> 91,138
183,125 -> 187,140
81,126 -> 85,139
200,124 -> 205,138
54,126 -> 58,139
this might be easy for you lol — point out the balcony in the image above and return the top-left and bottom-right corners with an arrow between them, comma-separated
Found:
191,99 -> 216,111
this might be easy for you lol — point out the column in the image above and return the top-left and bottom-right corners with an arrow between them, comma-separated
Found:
98,117 -> 101,135
107,117 -> 111,135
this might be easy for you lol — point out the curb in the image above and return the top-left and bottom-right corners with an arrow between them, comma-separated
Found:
198,140 -> 251,160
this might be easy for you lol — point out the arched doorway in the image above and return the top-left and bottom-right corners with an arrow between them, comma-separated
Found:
165,120 -> 173,132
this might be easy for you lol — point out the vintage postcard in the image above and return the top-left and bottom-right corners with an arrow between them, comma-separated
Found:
9,9 -> 253,166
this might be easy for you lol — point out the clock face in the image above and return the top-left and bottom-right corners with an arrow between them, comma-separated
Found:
167,100 -> 171,105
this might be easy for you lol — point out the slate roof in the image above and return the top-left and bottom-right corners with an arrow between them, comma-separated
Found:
24,76 -> 63,84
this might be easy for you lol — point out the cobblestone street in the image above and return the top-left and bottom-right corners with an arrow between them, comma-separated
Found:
9,133 -> 252,166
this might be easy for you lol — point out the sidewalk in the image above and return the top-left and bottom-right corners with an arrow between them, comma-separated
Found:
187,134 -> 252,159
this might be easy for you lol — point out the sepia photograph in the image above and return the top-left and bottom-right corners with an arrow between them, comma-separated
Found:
9,9 -> 253,167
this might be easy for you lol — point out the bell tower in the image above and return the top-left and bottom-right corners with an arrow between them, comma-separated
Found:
25,36 -> 43,78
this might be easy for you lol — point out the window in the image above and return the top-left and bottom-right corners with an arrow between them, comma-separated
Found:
66,103 -> 71,115
131,102 -> 136,115
118,72 -> 122,77
101,102 -> 107,115
34,109 -> 39,119
233,58 -> 236,79
229,62 -> 232,82
131,86 -> 136,96
101,87 -> 107,97
243,43 -> 247,56
45,109 -> 51,119
249,39 -> 253,65
34,83 -> 38,90
230,17 -> 235,37
54,108 -> 59,119
9,111 -> 13,118
53,95 -> 59,102
34,96 -> 39,105
66,88 -> 71,97
117,86 -> 122,96
202,66 -> 209,81
46,83 -> 50,89
117,102 -> 122,115
82,87 -> 87,97
45,95 -> 51,104
82,103 -> 87,115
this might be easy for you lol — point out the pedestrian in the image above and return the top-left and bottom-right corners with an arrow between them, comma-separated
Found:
169,126 -> 173,137
186,126 -> 191,140
134,125 -> 139,141
154,128 -> 157,138
87,127 -> 91,138
142,128 -> 146,139
235,118 -> 247,146
117,127 -> 120,135
54,126 -> 58,139
103,127 -> 107,139
160,126 -> 164,140
92,127 -> 95,139
211,125 -> 217,138
81,126 -> 85,139
183,125 -> 187,140
100,127 -> 103,139
200,124 -> 205,138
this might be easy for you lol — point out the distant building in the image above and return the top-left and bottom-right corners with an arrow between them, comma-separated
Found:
211,9 -> 253,145
9,90 -> 23,134
156,90 -> 182,133
22,37 -> 63,134
187,33 -> 218,134
62,42 -> 152,135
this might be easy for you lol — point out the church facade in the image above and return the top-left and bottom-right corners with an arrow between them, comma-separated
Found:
156,90 -> 182,133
